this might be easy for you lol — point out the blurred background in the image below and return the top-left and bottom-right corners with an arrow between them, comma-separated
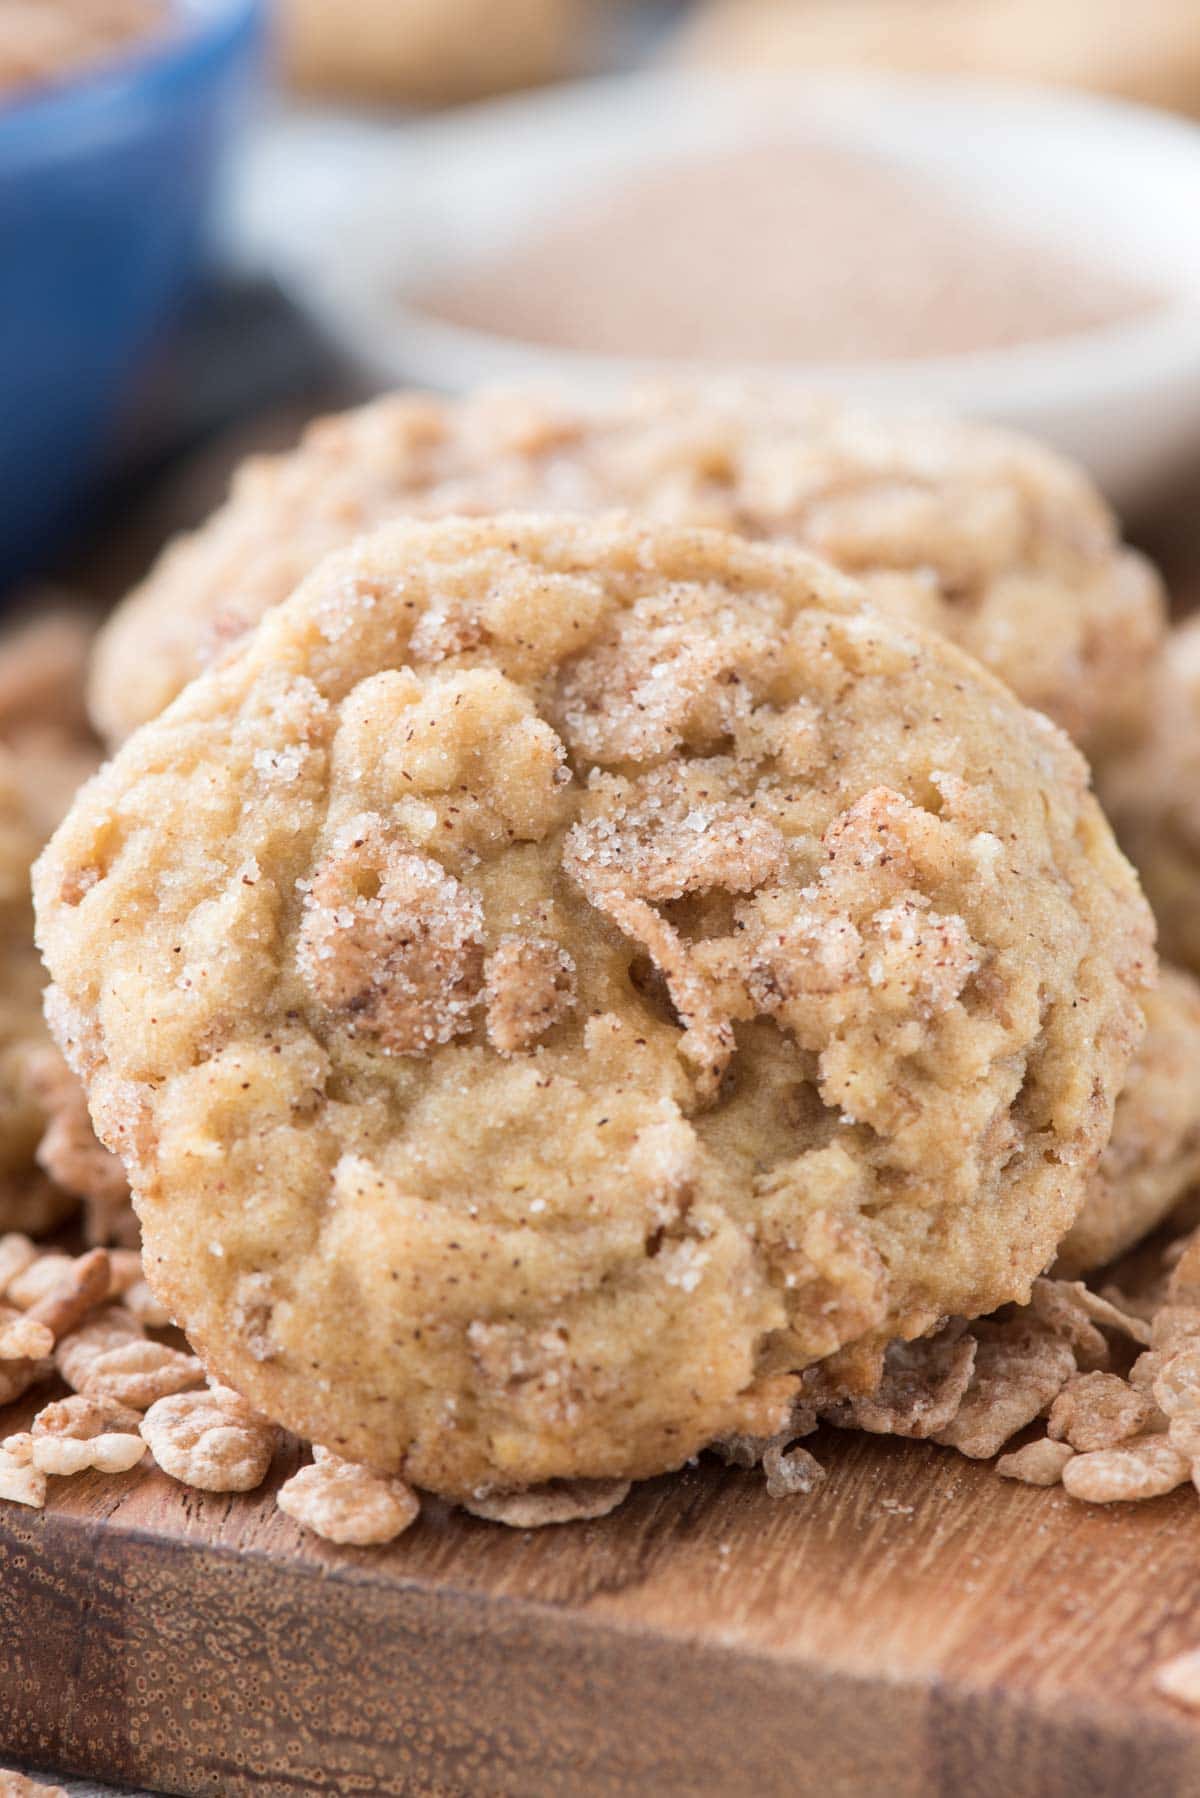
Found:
5,0 -> 1200,612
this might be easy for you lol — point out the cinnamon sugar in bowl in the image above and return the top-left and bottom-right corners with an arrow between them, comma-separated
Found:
243,72 -> 1200,508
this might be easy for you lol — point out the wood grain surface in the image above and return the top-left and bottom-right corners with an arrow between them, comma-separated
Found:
2,1413 -> 1200,1798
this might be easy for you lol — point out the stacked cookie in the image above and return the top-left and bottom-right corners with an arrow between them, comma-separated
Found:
7,388 -> 1200,1536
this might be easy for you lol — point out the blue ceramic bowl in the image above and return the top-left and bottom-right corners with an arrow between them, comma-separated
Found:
0,0 -> 261,585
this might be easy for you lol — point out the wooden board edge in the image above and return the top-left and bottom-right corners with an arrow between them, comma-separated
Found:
2,1504 -> 1199,1797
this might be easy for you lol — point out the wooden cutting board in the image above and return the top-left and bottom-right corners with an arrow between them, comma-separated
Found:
2,1419 -> 1200,1798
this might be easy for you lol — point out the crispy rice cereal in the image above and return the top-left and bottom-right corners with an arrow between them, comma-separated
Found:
277,1450 -> 420,1545
996,1438 -> 1075,1485
2,1427 -> 146,1475
1058,966 -> 1200,1274
55,1307 -> 204,1409
140,1385 -> 277,1491
1047,1372 -> 1152,1452
31,1392 -> 142,1438
26,1048 -> 134,1247
1101,617 -> 1200,977
88,387 -> 1163,759
1061,1436 -> 1190,1503
0,1448 -> 45,1507
37,517 -> 1152,1499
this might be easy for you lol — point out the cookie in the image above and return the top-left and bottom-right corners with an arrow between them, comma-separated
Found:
88,388 -> 1164,759
1099,618 -> 1200,977
277,0 -> 579,106
1058,965 -> 1200,1276
675,0 -> 1200,117
0,748 -> 76,1237
0,610 -> 130,1240
39,517 -> 1153,1497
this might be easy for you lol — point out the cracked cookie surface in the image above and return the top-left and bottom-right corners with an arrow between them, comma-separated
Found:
41,517 -> 1153,1498
89,387 -> 1163,758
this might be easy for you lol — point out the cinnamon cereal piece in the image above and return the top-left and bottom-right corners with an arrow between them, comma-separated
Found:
1129,1350 -> 1164,1393
762,1443 -> 826,1499
463,1477 -> 632,1526
1151,1306 -> 1200,1356
996,1438 -> 1075,1486
56,1307 -> 204,1408
298,825 -> 485,1054
0,1361 -> 50,1409
1061,1437 -> 1189,1503
121,1278 -> 170,1329
0,1234 -> 37,1297
1152,1346 -> 1200,1418
2,1403 -> 145,1480
140,1386 -> 277,1491
1073,1285 -> 1153,1348
0,1312 -> 52,1360
277,1452 -> 420,1545
5,1255 -> 72,1311
105,1249 -> 169,1324
1099,1283 -> 1161,1326
1154,1648 -> 1200,1712
8,1430 -> 146,1476
484,935 -> 576,1054
1168,1227 -> 1200,1306
24,1247 -> 110,1342
27,1049 -> 131,1246
1027,1278 -> 1112,1370
32,1393 -> 142,1438
1168,1413 -> 1200,1462
105,1249 -> 144,1296
933,1319 -> 1076,1459
823,1323 -> 976,1439
0,1445 -> 46,1508
1047,1372 -> 1151,1452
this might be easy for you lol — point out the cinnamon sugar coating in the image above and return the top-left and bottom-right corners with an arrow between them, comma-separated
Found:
39,517 -> 1151,1499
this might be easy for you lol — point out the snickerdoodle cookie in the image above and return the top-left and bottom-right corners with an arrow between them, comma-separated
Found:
88,388 -> 1163,758
1058,964 -> 1200,1276
0,748 -> 75,1237
277,0 -> 578,106
1099,617 -> 1200,978
0,611 -> 129,1240
675,0 -> 1200,117
40,518 -> 1152,1499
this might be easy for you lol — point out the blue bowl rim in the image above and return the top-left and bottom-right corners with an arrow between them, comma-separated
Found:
0,0 -> 261,159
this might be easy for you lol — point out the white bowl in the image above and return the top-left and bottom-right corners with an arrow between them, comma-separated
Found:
236,72 -> 1200,514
